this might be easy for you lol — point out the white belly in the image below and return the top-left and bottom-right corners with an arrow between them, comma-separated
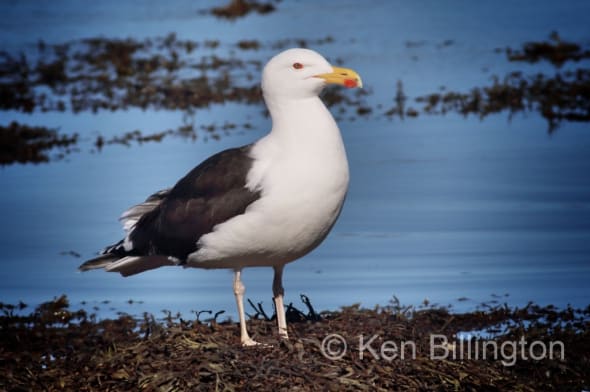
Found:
187,134 -> 349,269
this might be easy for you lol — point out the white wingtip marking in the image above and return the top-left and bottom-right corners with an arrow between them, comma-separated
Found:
104,256 -> 140,272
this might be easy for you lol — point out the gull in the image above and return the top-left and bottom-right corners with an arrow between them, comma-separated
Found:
80,48 -> 362,346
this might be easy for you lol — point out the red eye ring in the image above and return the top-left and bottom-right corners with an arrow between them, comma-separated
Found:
293,62 -> 304,70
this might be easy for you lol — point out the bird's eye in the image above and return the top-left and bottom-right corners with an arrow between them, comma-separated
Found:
292,62 -> 304,70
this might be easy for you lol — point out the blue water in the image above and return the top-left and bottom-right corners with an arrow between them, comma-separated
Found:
1,0 -> 589,319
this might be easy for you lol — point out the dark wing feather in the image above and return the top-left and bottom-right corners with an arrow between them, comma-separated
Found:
128,145 -> 260,260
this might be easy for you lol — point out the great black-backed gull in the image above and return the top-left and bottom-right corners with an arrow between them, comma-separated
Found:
79,48 -> 362,346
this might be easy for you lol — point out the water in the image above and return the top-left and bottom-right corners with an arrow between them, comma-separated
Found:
1,0 -> 589,319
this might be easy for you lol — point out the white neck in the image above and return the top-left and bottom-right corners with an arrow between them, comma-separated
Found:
264,95 -> 343,153
247,94 -> 349,193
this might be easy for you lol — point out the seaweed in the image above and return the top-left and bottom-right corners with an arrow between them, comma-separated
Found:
211,0 -> 276,20
506,32 -> 590,67
0,122 -> 78,165
0,296 -> 588,391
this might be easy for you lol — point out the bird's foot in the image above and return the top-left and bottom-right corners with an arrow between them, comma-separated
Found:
241,337 -> 262,347
241,336 -> 276,348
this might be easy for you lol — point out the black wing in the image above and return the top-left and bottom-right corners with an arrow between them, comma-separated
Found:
128,145 -> 261,260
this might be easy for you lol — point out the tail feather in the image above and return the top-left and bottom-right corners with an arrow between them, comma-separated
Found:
80,188 -> 176,277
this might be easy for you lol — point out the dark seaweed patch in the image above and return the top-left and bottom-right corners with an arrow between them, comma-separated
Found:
505,32 -> 590,67
211,0 -> 276,20
412,70 -> 590,133
0,296 -> 588,391
0,122 -> 78,165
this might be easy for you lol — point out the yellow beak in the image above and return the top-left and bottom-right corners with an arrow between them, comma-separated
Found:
315,66 -> 363,88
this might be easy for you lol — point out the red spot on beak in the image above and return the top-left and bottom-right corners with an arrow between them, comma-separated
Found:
344,79 -> 357,88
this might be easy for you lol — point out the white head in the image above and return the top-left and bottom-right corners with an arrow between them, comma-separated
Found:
261,48 -> 362,101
